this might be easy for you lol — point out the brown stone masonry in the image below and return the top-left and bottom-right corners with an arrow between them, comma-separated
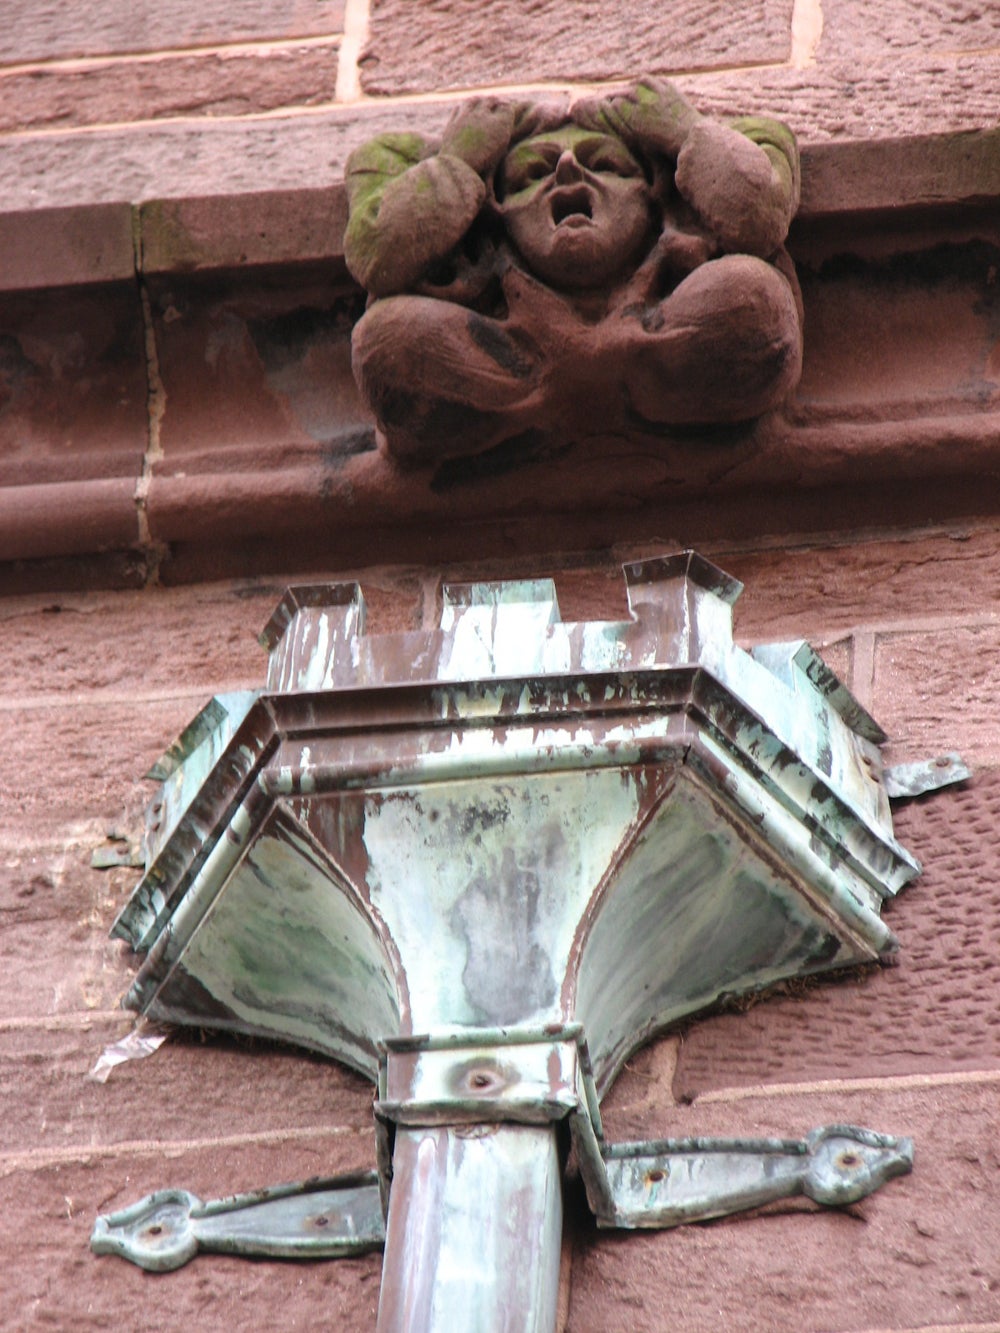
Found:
3,0 -> 1000,1327
1,126 -> 1000,591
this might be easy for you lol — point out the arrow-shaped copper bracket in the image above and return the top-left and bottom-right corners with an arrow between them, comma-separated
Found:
92,1024 -> 912,1272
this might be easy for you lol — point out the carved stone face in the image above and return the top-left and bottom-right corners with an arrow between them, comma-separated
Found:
498,126 -> 653,290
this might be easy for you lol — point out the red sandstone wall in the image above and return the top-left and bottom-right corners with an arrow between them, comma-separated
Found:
2,2 -> 1000,1330
2,0 -> 999,209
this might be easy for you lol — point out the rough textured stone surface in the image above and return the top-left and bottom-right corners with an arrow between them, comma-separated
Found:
576,1082 -> 1000,1332
798,130 -> 1000,215
0,1 -> 345,65
0,284 -> 147,486
0,551 -> 148,598
142,268 -> 382,553
0,850 -> 133,1016
1,1140 -> 380,1333
794,232 -> 1000,422
0,573 -> 425,700
138,190 -> 347,275
0,479 -> 140,565
820,0 -> 1000,58
0,582 -> 274,698
0,43 -> 341,134
359,0 -> 793,95
3,699 -> 198,839
0,105 -> 432,213
875,626 -> 1000,768
0,838 -> 256,1024
677,55 -> 1000,145
719,528 -> 1000,641
0,1025 -> 372,1153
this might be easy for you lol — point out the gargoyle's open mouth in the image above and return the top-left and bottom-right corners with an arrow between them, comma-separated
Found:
551,187 -> 593,226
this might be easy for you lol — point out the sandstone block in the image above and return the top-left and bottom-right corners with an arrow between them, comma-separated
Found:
0,44 -> 340,136
677,56 -> 1000,148
2,699 -> 201,840
360,0 -> 793,96
0,206 -> 134,292
0,582 -> 274,699
0,1024 -> 373,1156
144,271 -> 368,465
0,480 -> 139,564
719,529 -> 1000,641
138,188 -> 347,275
875,626 -> 1000,767
819,0 -> 1000,59
0,286 -> 147,490
794,239 -> 1000,423
0,104 -> 445,214
0,1 -> 346,65
0,1140 -> 379,1332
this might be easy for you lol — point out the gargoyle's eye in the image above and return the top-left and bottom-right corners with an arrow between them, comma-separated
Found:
580,147 -> 641,178
514,157 -> 553,186
501,145 -> 565,199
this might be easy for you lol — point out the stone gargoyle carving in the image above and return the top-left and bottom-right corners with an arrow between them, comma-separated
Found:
344,79 -> 802,468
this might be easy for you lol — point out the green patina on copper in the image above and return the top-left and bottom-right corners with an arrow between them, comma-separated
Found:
94,552 -> 920,1330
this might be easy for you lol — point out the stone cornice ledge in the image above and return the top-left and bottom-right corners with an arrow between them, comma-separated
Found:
1,127 -> 999,290
0,125 -> 998,585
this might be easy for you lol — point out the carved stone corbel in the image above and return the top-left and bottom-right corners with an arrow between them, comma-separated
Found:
344,79 -> 804,467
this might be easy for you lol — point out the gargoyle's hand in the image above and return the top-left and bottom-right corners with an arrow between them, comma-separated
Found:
618,224 -> 715,307
440,97 -> 519,178
652,226 -> 714,278
573,77 -> 701,160
345,132 -> 486,296
730,115 -> 801,215
414,236 -> 499,306
510,98 -> 571,143
676,117 -> 799,257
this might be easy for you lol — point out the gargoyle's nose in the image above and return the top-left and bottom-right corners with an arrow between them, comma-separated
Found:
554,150 -> 583,184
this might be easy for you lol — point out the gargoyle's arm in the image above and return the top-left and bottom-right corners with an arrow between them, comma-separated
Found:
574,78 -> 800,259
675,114 -> 800,258
572,76 -> 701,159
344,100 -> 520,299
344,134 -> 485,298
